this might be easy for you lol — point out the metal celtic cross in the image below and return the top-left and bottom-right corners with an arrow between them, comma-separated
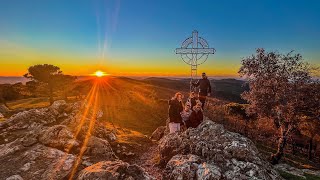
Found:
175,30 -> 215,92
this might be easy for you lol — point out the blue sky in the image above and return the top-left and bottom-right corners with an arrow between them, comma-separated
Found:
0,0 -> 319,76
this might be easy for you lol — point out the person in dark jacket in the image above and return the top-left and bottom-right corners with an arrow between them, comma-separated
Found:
168,92 -> 184,133
187,103 -> 203,128
192,72 -> 211,109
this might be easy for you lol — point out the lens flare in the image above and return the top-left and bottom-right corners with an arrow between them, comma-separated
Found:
94,70 -> 106,77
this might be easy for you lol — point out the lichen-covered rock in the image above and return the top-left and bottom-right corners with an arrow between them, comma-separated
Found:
159,120 -> 283,180
77,160 -> 154,180
0,144 -> 75,180
0,100 -> 119,179
0,108 -> 55,132
84,136 -> 116,161
164,154 -> 201,179
49,100 -> 67,115
39,125 -> 79,151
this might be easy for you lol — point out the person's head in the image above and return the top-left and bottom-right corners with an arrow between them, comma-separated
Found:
202,72 -> 207,79
185,102 -> 191,111
174,92 -> 183,101
190,92 -> 195,98
194,102 -> 202,112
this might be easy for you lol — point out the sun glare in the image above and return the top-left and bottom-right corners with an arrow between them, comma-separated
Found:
94,70 -> 106,77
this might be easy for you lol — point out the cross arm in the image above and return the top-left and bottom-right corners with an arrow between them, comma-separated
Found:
175,48 -> 215,54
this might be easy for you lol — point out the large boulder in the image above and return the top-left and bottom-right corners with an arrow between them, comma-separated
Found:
159,120 -> 282,180
164,154 -> 222,180
39,125 -> 79,151
77,160 -> 153,180
0,144 -> 75,180
84,136 -> 116,161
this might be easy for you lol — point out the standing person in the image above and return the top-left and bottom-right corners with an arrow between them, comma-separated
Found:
168,92 -> 184,133
187,102 -> 204,128
192,72 -> 211,109
187,92 -> 197,109
180,102 -> 192,131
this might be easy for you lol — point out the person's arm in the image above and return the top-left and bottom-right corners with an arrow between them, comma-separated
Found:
207,79 -> 212,96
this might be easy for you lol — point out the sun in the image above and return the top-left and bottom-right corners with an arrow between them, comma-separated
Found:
94,70 -> 106,77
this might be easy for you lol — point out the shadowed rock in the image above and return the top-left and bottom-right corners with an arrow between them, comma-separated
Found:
150,126 -> 166,141
77,160 -> 154,180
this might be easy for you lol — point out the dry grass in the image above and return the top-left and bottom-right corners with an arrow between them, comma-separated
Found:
7,97 -> 50,110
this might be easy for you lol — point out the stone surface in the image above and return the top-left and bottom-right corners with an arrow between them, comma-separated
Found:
150,126 -> 166,141
0,100 -> 121,180
159,120 -> 283,180
0,144 -> 75,180
5,175 -> 24,180
274,163 -> 320,179
77,160 -> 154,180
39,125 -> 79,151
84,136 -> 117,162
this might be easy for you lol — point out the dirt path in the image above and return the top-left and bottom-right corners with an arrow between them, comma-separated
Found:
130,142 -> 164,179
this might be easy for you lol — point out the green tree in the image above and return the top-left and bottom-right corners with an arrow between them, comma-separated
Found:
24,64 -> 62,104
239,48 -> 316,164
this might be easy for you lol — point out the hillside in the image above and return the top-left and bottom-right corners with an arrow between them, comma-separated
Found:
142,77 -> 248,103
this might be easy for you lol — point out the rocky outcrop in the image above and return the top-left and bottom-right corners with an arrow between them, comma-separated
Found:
0,100 -> 153,180
77,160 -> 154,180
159,120 -> 283,180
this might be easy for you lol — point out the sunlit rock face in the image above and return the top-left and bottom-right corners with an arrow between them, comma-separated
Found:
77,160 -> 154,180
0,100 -> 128,180
159,120 -> 283,180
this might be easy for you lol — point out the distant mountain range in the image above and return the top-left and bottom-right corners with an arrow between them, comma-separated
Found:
0,77 -> 29,84
0,76 -> 242,85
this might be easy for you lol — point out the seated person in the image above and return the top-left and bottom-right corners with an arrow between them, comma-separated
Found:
180,102 -> 192,129
186,102 -> 203,128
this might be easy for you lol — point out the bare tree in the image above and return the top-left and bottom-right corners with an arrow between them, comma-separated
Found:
239,48 -> 317,164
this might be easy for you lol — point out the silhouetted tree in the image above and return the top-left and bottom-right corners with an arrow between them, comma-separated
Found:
0,84 -> 21,105
239,48 -> 316,164
26,81 -> 39,97
24,64 -> 62,104
55,74 -> 77,100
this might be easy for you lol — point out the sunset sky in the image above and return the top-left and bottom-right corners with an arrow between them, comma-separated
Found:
0,0 -> 319,77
